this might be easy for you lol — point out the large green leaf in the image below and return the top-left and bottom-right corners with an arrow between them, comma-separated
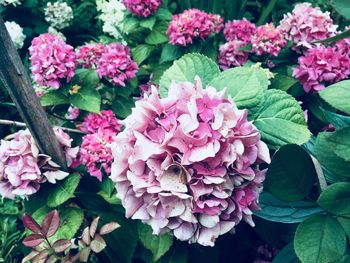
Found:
209,67 -> 268,111
327,127 -> 350,161
159,53 -> 220,97
330,0 -> 350,20
294,215 -> 346,263
314,132 -> 350,182
265,145 -> 316,201
254,192 -> 324,223
272,242 -> 300,263
54,208 -> 84,240
317,182 -> 350,216
40,90 -> 68,107
131,44 -> 155,65
322,110 -> 350,129
47,174 -> 80,208
319,80 -> 350,115
70,86 -> 101,113
138,222 -> 173,261
145,21 -> 168,45
253,89 -> 311,148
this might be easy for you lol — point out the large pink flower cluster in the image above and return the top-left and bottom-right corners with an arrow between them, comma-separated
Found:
223,18 -> 256,43
251,23 -> 286,57
76,43 -> 105,69
293,45 -> 350,92
123,0 -> 162,17
78,110 -> 121,180
167,9 -> 224,46
96,43 -> 138,86
0,128 -> 78,199
219,40 -> 249,70
29,33 -> 77,89
80,110 -> 122,134
279,3 -> 337,50
110,77 -> 270,246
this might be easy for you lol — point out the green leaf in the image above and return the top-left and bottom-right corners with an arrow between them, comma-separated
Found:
314,29 -> 350,44
112,97 -> 134,119
294,215 -> 346,263
138,222 -> 173,261
314,132 -> 350,182
123,16 -> 139,33
265,144 -> 316,201
131,44 -> 155,65
70,87 -> 101,113
97,178 -> 120,205
253,89 -> 311,148
272,242 -> 300,263
140,16 -> 156,30
322,110 -> 350,129
72,68 -> 99,88
270,73 -> 298,92
40,90 -> 68,107
160,44 -> 184,63
159,53 -> 220,97
209,66 -> 268,111
337,217 -> 350,238
317,182 -> 350,216
327,127 -> 350,161
158,243 -> 188,263
54,208 -> 84,240
330,0 -> 350,20
319,80 -> 350,115
47,174 -> 80,208
156,8 -> 173,21
254,192 -> 324,223
145,21 -> 168,45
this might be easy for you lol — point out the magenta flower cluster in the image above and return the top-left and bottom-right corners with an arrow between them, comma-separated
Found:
96,43 -> 138,87
29,33 -> 77,89
224,18 -> 256,43
78,110 -> 121,181
0,128 -> 78,199
167,9 -> 224,46
123,0 -> 162,18
293,45 -> 350,92
76,43 -> 105,69
279,2 -> 337,50
110,77 -> 270,246
219,40 -> 249,69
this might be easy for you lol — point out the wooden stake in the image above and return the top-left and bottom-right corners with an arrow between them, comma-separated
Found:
0,16 -> 67,170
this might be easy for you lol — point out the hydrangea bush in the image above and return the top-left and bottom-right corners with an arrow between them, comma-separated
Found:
1,0 -> 350,262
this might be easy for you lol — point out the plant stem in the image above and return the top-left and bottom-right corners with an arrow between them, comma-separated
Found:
257,0 -> 278,25
0,119 -> 86,134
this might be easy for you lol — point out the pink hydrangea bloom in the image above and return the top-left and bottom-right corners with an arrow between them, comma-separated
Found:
110,77 -> 270,246
80,110 -> 122,134
123,0 -> 162,17
96,43 -> 138,86
223,19 -> 256,43
0,129 -> 78,199
65,105 -> 80,120
167,9 -> 224,46
219,40 -> 249,70
293,45 -> 350,92
279,3 -> 337,50
76,43 -> 105,68
78,129 -> 115,181
251,23 -> 286,57
139,82 -> 159,98
29,33 -> 77,89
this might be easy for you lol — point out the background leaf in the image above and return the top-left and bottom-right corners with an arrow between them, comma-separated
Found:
319,80 -> 350,115
317,182 -> 350,216
47,174 -> 80,208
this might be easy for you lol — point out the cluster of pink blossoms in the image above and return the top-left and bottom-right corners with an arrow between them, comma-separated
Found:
224,18 -> 256,43
96,43 -> 138,87
123,0 -> 162,17
279,3 -> 337,50
78,110 -> 121,181
76,43 -> 105,69
218,40 -> 249,69
0,128 -> 78,199
29,33 -> 77,89
167,9 -> 224,46
293,45 -> 350,92
110,77 -> 270,246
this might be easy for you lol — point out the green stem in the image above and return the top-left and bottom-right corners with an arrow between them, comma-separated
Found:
257,0 -> 278,25
237,0 -> 248,19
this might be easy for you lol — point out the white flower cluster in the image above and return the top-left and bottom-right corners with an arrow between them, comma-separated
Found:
0,0 -> 21,6
48,26 -> 66,41
96,0 -> 126,41
5,21 -> 26,49
44,1 -> 74,30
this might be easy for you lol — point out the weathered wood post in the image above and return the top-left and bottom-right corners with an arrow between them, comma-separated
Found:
0,16 -> 67,169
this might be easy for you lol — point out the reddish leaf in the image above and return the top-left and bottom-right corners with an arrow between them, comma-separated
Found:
22,214 -> 41,233
90,217 -> 100,238
46,255 -> 58,263
90,234 -> 106,253
99,222 -> 120,235
21,250 -> 40,263
41,210 -> 60,237
32,250 -> 49,263
53,239 -> 71,253
79,247 -> 91,262
22,234 -> 45,248
82,226 -> 91,245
